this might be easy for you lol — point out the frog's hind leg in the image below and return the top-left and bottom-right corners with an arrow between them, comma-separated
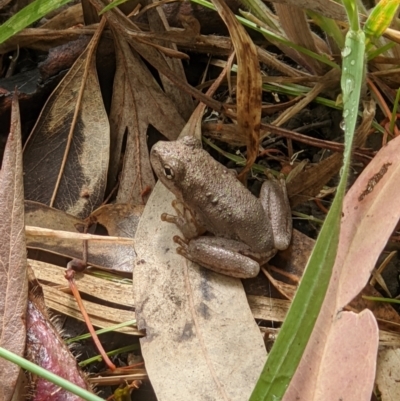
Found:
259,175 -> 292,250
173,236 -> 261,279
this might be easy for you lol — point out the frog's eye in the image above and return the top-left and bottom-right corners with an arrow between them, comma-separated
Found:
163,164 -> 174,179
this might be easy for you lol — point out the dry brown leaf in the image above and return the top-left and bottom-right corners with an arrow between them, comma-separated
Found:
23,22 -> 109,219
108,34 -> 186,205
376,347 -> 400,399
134,185 -> 266,401
0,95 -> 28,401
283,130 -> 400,400
0,27 -> 96,53
25,200 -> 84,232
274,4 -> 327,74
40,3 -> 84,30
145,4 -> 194,120
26,227 -> 135,272
90,203 -> 144,238
89,0 -> 222,112
211,0 -> 261,176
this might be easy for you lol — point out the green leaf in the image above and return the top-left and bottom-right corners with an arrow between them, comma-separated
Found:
0,347 -> 104,401
0,0 -> 73,44
99,0 -> 130,15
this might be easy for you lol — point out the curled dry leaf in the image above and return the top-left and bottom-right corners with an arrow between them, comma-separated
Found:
23,26 -> 109,219
0,95 -> 28,401
211,0 -> 261,175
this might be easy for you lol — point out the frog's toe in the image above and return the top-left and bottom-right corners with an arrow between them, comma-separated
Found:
170,199 -> 186,216
176,246 -> 190,259
173,235 -> 189,246
161,212 -> 177,223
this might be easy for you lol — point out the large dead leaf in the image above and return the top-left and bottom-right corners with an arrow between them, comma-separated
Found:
108,34 -> 186,205
23,22 -> 109,219
134,186 -> 266,401
0,95 -> 28,401
282,133 -> 400,400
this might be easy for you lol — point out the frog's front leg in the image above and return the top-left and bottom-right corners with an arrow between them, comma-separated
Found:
173,236 -> 277,279
161,199 -> 206,239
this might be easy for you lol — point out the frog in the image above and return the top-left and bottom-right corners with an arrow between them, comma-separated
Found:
150,136 -> 292,278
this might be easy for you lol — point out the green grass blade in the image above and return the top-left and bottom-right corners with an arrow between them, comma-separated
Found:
0,347 -> 104,401
190,0 -> 339,69
307,10 -> 345,49
249,7 -> 366,401
0,0 -> 73,44
99,0 -> 130,15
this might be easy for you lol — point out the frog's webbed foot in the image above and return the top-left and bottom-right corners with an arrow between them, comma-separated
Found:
161,199 -> 205,239
173,235 -> 261,279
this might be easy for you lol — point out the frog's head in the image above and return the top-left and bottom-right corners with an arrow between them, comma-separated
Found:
150,140 -> 187,195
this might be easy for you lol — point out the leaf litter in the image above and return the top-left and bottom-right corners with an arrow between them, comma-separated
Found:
0,0 -> 400,400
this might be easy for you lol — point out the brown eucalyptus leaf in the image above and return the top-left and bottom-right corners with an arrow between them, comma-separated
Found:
25,200 -> 84,232
23,39 -> 110,219
145,5 -> 194,120
88,0 -> 222,113
0,95 -> 28,401
108,34 -> 186,205
0,27 -> 95,53
134,185 -> 266,401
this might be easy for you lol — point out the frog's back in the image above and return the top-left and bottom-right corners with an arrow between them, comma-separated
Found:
180,151 -> 274,252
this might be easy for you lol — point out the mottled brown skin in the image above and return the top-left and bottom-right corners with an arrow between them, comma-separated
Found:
150,136 -> 292,278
